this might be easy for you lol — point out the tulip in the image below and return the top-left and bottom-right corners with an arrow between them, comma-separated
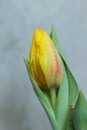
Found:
29,28 -> 62,89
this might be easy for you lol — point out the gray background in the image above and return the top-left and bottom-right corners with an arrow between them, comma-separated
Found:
0,0 -> 87,130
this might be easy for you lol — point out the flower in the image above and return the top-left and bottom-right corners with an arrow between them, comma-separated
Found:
29,28 -> 62,89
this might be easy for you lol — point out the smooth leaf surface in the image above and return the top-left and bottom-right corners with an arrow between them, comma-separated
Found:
55,59 -> 69,130
73,91 -> 87,130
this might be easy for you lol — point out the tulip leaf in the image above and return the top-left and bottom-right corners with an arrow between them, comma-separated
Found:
24,57 -> 60,130
73,91 -> 87,130
55,59 -> 69,130
50,25 -> 66,61
65,64 -> 79,107
50,26 -> 79,106
50,26 -> 79,130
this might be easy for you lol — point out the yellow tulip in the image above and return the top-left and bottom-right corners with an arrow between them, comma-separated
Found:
29,28 -> 62,89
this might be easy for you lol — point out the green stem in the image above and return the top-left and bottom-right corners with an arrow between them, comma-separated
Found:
50,88 -> 56,112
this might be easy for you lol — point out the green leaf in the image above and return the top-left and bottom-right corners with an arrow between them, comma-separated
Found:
73,91 -> 87,130
50,26 -> 79,130
50,25 -> 66,61
24,57 -> 59,130
66,64 -> 79,107
55,60 -> 69,130
50,25 -> 79,107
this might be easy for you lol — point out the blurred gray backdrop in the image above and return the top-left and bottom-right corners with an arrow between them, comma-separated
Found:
0,0 -> 87,130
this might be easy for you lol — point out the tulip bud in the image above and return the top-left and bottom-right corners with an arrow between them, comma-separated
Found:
29,28 -> 62,89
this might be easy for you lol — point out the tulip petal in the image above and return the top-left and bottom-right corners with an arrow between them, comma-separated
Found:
30,28 -> 62,89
